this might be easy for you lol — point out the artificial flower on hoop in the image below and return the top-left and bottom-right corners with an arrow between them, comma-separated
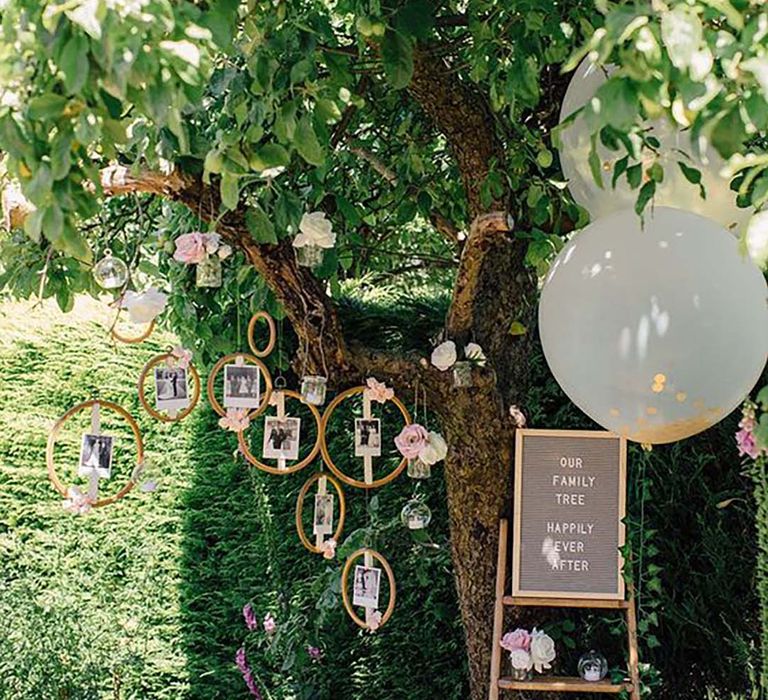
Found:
293,211 -> 336,249
62,486 -> 94,515
367,610 -> 383,633
168,346 -> 193,369
464,342 -> 487,367
219,408 -> 250,432
365,377 -> 394,404
420,431 -> 448,465
320,538 -> 337,560
501,628 -> 531,653
431,340 -> 457,371
121,287 -> 168,324
395,423 -> 430,459
173,232 -> 208,264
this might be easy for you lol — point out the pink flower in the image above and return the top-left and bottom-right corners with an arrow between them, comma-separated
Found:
235,646 -> 248,674
235,647 -> 262,698
263,613 -> 276,634
219,408 -> 250,432
367,610 -> 383,633
320,538 -> 337,560
395,423 -> 430,459
62,486 -> 93,515
173,232 -> 208,264
308,646 -> 323,661
242,603 -> 258,631
170,346 -> 193,370
366,377 -> 394,403
501,628 -> 531,653
736,428 -> 761,459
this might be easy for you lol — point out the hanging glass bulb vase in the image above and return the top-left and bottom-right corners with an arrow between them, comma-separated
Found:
578,650 -> 608,682
196,255 -> 222,288
400,499 -> 432,530
300,375 -> 328,406
407,458 -> 431,479
93,250 -> 129,289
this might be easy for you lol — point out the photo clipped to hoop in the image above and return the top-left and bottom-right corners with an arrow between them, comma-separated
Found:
353,565 -> 381,609
154,366 -> 190,412
354,418 -> 381,457
262,416 -> 301,461
78,433 -> 114,479
313,493 -> 334,536
224,365 -> 261,409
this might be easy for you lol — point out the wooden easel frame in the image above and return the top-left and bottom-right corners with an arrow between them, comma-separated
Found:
489,519 -> 640,698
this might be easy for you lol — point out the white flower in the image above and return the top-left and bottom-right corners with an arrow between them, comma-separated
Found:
746,210 -> 768,269
121,287 -> 167,324
419,431 -> 448,465
293,211 -> 336,249
217,244 -> 233,260
530,629 -> 556,673
464,342 -> 487,367
204,232 -> 221,255
510,649 -> 533,671
431,340 -> 457,371
509,405 -> 527,428
260,166 -> 286,180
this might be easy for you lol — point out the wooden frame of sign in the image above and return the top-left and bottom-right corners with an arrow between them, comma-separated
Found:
487,429 -> 639,699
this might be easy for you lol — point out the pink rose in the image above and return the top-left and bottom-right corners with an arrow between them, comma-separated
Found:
394,423 -> 430,459
320,538 -> 337,560
501,628 -> 531,653
366,377 -> 394,404
170,346 -> 193,370
219,408 -> 250,432
173,232 -> 208,264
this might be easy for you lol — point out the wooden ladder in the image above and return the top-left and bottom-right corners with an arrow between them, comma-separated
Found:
488,519 -> 640,699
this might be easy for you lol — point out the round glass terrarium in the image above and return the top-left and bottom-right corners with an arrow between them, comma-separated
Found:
196,255 -> 222,288
578,650 -> 608,682
400,499 -> 432,529
295,244 -> 324,269
300,375 -> 327,406
407,458 -> 431,479
93,250 -> 129,289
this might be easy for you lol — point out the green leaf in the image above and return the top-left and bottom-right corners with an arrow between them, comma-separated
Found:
59,34 -> 90,94
588,134 -> 603,189
220,172 -> 240,210
509,321 -> 527,336
294,116 -> 324,166
23,209 -> 43,242
246,206 -> 277,244
635,180 -> 656,216
612,156 -> 629,188
252,143 -> 289,170
381,30 -> 414,90
678,161 -> 702,185
756,385 -> 768,411
395,0 -> 434,39
28,94 -> 68,120
65,0 -> 105,40
626,163 -> 642,189
41,204 -> 64,241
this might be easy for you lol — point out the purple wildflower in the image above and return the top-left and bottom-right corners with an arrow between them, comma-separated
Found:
235,647 -> 262,698
242,603 -> 258,631
308,645 -> 323,661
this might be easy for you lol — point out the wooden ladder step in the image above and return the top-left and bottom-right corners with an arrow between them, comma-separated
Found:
503,596 -> 630,610
498,676 -> 632,693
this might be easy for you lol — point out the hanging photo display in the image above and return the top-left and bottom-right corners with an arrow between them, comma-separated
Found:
224,364 -> 262,409
155,367 -> 190,412
262,416 -> 301,461
353,565 -> 381,608
138,349 -> 201,423
313,493 -> 334,536
78,433 -> 114,479
512,429 -> 626,600
354,418 -> 381,457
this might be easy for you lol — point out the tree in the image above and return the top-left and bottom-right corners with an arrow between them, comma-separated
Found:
1,1 -> 767,698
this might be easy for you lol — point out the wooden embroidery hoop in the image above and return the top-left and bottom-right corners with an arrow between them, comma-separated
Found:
206,352 -> 274,419
341,547 -> 397,631
247,311 -> 277,358
295,470 -> 346,554
110,309 -> 156,344
137,351 -> 201,423
237,389 -> 322,474
319,386 -> 412,489
46,399 -> 144,508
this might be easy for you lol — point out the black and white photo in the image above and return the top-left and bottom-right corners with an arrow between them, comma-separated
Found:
224,364 -> 261,409
78,433 -> 114,479
262,416 -> 301,461
154,366 -> 190,412
313,493 -> 334,536
352,565 -> 381,609
354,418 -> 381,457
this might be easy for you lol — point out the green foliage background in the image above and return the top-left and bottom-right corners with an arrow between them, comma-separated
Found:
0,295 -> 761,699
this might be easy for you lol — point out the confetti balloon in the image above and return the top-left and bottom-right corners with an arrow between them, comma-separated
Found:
539,207 -> 768,444
558,58 -> 752,234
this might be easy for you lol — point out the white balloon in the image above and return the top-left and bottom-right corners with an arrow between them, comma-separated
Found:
558,59 -> 753,234
539,207 -> 768,444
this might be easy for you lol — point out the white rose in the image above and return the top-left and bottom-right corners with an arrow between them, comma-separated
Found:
431,340 -> 457,371
509,649 -> 532,671
293,211 -> 336,249
121,287 -> 167,324
529,629 -> 556,673
204,232 -> 221,254
419,431 -> 448,465
217,244 -> 233,260
464,342 -> 487,367
746,211 -> 768,270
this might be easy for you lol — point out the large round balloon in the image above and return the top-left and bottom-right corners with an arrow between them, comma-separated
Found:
539,207 -> 768,444
558,59 -> 752,234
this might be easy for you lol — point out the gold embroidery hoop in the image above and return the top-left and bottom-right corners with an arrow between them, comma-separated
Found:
237,389 -> 321,475
137,351 -> 201,423
341,548 -> 397,631
110,308 -> 156,344
46,399 -> 144,508
319,386 -> 411,489
206,352 -> 274,419
247,311 -> 277,358
295,470 -> 347,554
